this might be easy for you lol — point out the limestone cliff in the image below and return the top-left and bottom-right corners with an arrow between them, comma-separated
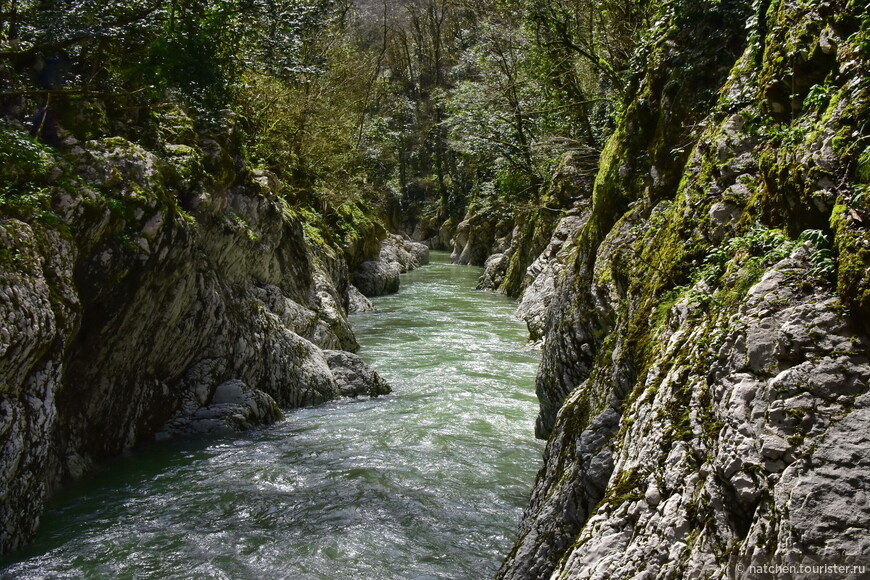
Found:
500,0 -> 870,578
0,109 -> 392,553
353,233 -> 430,299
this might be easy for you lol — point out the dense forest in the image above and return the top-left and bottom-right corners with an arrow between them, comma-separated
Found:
0,0 -> 650,255
3,0 -> 870,578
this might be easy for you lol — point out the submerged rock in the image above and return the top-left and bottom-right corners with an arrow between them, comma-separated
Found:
323,350 -> 391,398
160,380 -> 284,437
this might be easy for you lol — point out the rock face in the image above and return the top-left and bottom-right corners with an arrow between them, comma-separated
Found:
473,151 -> 596,305
500,1 -> 870,578
353,233 -> 429,297
0,113 -> 390,553
514,211 -> 588,342
450,212 -> 513,266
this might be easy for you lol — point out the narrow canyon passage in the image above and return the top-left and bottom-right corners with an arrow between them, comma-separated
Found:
1,252 -> 543,580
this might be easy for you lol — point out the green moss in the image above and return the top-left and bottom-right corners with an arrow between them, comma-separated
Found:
151,106 -> 198,146
653,287 -> 681,331
599,466 -> 645,511
831,203 -> 870,324
554,392 -> 591,470
698,382 -> 724,441
589,129 -> 631,240
755,144 -> 829,235
786,407 -> 805,420
619,211 -> 703,381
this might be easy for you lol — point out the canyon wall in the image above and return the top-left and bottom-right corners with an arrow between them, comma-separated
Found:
0,109 -> 396,553
499,0 -> 870,577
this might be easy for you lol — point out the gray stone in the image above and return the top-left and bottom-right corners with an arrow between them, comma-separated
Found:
477,252 -> 508,290
516,212 -> 589,342
352,234 -> 428,297
347,284 -> 375,314
353,259 -> 400,296
323,350 -> 391,398
0,131 -> 391,554
645,483 -> 662,507
211,380 -> 248,405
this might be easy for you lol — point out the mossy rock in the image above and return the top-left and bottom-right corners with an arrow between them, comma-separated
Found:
151,105 -> 199,147
57,97 -> 110,141
831,204 -> 870,326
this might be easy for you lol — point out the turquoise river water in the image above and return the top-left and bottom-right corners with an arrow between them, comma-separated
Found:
1,252 -> 543,579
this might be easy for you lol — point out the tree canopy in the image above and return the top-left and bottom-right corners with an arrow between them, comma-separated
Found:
1,0 -> 654,239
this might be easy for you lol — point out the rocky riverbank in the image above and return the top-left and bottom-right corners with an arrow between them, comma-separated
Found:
0,109 -> 405,553
352,234 -> 430,301
493,0 -> 870,578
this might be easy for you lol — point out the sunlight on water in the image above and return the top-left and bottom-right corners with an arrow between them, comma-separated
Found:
1,252 -> 543,580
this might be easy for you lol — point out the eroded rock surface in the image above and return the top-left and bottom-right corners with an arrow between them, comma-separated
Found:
0,116 -> 390,553
500,1 -> 870,578
353,234 -> 429,297
514,211 -> 588,343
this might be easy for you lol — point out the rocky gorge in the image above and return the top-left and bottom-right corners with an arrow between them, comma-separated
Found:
1,0 -> 869,577
0,108 -> 429,553
470,0 -> 870,578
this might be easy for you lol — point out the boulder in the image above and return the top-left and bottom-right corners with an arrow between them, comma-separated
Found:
324,350 -> 392,398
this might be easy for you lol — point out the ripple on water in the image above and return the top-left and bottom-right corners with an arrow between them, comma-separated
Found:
1,253 -> 543,580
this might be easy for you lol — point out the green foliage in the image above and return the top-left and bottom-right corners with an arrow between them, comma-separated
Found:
3,0 -> 338,109
797,229 -> 836,280
136,24 -> 231,107
0,0 -> 658,251
0,129 -> 57,219
695,223 -> 793,286
803,83 -> 834,111
762,122 -> 810,147
227,212 -> 261,243
846,0 -> 870,58
0,129 -> 54,189
525,0 -> 650,95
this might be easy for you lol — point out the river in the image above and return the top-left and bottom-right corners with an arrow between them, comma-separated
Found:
1,252 -> 543,579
